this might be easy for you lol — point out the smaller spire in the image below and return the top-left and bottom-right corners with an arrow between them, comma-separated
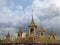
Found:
18,28 -> 23,33
50,28 -> 56,36
6,32 -> 10,37
39,24 -> 45,32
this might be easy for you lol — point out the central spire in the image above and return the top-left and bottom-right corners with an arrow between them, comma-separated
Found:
31,9 -> 35,24
31,15 -> 35,25
28,15 -> 37,27
28,10 -> 37,27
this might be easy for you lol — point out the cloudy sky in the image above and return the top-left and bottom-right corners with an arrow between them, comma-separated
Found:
0,0 -> 60,40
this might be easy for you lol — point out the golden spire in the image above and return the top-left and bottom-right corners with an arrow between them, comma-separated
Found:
31,9 -> 35,24
50,28 -> 56,36
28,10 -> 37,27
18,28 -> 23,33
6,32 -> 10,37
50,22 -> 55,35
49,24 -> 56,36
28,15 -> 37,27
39,24 -> 45,32
31,15 -> 35,24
